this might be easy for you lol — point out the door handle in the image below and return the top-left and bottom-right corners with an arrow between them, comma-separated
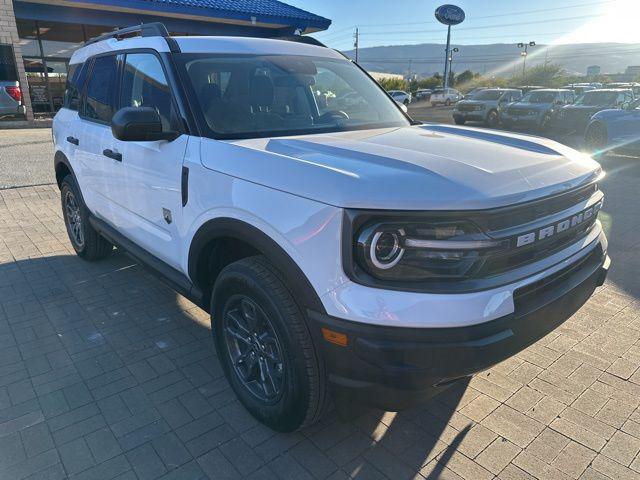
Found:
103,149 -> 122,162
66,136 -> 79,146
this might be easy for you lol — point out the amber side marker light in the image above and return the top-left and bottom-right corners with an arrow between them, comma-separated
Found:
321,328 -> 348,347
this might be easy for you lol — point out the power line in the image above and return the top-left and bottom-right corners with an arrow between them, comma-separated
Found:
358,14 -> 602,37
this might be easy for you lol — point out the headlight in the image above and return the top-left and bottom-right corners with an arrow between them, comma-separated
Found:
354,220 -> 504,282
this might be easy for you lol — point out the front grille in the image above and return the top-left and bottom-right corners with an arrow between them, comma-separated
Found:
470,183 -> 602,278
508,107 -> 534,116
458,104 -> 477,112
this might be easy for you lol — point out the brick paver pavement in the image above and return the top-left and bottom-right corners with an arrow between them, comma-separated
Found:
0,153 -> 639,479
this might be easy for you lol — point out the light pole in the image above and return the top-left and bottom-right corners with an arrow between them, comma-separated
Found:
448,47 -> 459,85
435,5 -> 465,89
517,41 -> 535,78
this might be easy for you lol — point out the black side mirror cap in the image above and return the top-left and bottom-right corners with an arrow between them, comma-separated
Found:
111,107 -> 179,142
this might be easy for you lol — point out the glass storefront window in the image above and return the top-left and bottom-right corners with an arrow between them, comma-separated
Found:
24,58 -> 50,112
45,61 -> 68,111
16,20 -> 40,57
38,21 -> 84,58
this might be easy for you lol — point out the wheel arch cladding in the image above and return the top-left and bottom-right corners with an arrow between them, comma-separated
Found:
54,151 -> 73,189
188,218 -> 326,315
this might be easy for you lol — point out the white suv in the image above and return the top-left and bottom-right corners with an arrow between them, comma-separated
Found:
430,87 -> 463,106
53,24 -> 610,432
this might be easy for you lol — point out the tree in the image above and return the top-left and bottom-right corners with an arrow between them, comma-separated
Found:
454,70 -> 476,88
376,77 -> 407,91
517,63 -> 564,87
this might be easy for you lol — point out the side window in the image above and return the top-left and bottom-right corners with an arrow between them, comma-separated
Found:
64,62 -> 87,111
83,55 -> 118,123
120,53 -> 175,130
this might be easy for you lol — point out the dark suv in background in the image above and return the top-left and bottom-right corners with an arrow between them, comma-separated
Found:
553,89 -> 634,133
501,89 -> 575,131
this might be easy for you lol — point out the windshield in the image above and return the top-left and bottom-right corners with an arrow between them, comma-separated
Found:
521,91 -> 557,103
472,90 -> 503,101
575,91 -> 622,106
178,54 -> 409,139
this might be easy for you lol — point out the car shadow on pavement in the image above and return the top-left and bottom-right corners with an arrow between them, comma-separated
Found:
0,249 -> 471,479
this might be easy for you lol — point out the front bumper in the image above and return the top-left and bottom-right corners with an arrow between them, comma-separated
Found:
501,113 -> 543,127
453,111 -> 486,122
308,246 -> 609,411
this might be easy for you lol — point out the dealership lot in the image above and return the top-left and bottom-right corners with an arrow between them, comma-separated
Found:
1,130 -> 640,479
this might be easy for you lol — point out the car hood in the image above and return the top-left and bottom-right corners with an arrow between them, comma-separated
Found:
592,108 -> 624,120
203,125 -> 601,211
508,102 -> 550,110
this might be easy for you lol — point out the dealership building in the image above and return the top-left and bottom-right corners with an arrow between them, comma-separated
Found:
0,0 -> 330,121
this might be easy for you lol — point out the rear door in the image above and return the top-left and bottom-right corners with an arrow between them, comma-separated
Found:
75,54 -> 122,220
107,51 -> 188,267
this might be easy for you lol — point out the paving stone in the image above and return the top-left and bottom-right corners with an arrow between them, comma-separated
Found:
475,437 -> 521,475
602,430 -> 640,466
482,405 -> 545,448
552,440 -> 597,478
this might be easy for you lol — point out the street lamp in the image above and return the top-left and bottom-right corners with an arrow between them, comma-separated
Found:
517,41 -> 535,78
448,47 -> 459,84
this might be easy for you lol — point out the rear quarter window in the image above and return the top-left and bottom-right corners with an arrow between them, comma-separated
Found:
64,62 -> 87,111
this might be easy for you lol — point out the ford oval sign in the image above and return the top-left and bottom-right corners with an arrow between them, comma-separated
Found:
435,4 -> 465,26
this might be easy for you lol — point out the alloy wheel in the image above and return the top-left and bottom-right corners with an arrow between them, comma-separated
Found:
223,295 -> 285,403
64,190 -> 84,249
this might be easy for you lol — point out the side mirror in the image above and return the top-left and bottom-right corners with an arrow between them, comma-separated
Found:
111,107 -> 179,142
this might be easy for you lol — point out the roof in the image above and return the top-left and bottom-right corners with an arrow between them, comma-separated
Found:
70,34 -> 342,64
64,0 -> 331,32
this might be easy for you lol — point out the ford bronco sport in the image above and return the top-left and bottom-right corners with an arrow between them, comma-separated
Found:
53,24 -> 610,432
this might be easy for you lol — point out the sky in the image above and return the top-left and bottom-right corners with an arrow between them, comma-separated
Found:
287,0 -> 640,50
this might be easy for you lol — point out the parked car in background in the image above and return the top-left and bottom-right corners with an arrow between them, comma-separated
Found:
462,87 -> 486,99
0,80 -> 23,118
562,83 -> 597,97
585,98 -> 640,153
606,82 -> 640,95
517,85 -> 545,94
501,89 -> 575,131
453,88 -> 522,127
414,89 -> 432,101
553,89 -> 634,133
388,90 -> 411,105
430,88 -> 463,106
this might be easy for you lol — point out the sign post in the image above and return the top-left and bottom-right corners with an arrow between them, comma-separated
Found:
435,5 -> 465,89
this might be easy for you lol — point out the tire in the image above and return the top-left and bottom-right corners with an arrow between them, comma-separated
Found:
539,114 -> 552,131
403,99 -> 409,106
212,256 -> 328,432
445,98 -> 451,107
585,122 -> 607,153
60,175 -> 113,261
454,117 -> 466,125
485,110 -> 499,128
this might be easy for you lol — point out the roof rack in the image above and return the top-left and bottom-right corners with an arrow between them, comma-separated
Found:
85,22 -> 180,53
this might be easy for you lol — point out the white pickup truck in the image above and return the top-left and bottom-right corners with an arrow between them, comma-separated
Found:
53,23 -> 609,432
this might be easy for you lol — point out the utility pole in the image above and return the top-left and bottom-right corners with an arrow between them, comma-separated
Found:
408,59 -> 412,81
353,28 -> 359,63
448,47 -> 459,85
517,41 -> 536,78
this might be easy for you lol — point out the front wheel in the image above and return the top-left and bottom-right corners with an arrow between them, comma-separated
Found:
539,114 -> 552,131
60,175 -> 113,261
454,117 -> 466,125
403,99 -> 409,106
445,98 -> 452,107
212,256 -> 328,432
485,110 -> 499,128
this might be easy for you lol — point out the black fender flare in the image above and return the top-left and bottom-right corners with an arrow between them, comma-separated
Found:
54,150 -> 75,187
188,218 -> 326,314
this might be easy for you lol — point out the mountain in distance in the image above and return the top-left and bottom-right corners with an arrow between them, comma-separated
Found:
342,42 -> 640,78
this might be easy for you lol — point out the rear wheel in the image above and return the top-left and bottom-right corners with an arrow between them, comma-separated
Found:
60,175 -> 113,261
585,122 -> 608,153
485,110 -> 499,128
212,256 -> 328,432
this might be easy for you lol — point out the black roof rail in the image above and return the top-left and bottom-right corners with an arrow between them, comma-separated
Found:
275,35 -> 327,48
85,22 -> 180,53
85,22 -> 169,45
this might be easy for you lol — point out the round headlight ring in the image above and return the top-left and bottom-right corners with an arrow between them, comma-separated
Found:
369,229 -> 405,270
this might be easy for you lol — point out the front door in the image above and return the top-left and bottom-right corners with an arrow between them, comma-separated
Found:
107,52 -> 188,268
